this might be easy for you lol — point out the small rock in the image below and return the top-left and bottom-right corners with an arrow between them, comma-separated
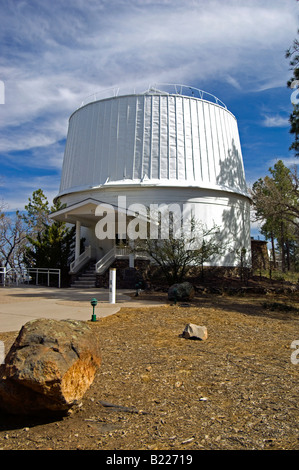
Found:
141,374 -> 151,383
181,323 -> 208,341
182,437 -> 194,444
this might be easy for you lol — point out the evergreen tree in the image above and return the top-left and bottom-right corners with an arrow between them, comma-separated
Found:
251,161 -> 298,271
24,192 -> 75,285
289,105 -> 299,157
23,188 -> 51,238
286,30 -> 299,157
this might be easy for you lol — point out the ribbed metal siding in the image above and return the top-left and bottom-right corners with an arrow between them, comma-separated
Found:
59,93 -> 247,195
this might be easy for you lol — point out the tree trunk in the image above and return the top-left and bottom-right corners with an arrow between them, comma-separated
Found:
271,233 -> 276,268
280,222 -> 286,272
286,239 -> 291,271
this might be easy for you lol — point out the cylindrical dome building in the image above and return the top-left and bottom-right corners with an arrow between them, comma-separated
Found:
52,84 -> 251,275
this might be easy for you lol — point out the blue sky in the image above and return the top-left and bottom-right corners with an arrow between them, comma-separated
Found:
0,0 -> 298,238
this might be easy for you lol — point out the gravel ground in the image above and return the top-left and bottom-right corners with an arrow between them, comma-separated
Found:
0,290 -> 299,451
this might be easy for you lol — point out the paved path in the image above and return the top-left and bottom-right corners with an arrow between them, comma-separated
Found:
0,286 -> 165,332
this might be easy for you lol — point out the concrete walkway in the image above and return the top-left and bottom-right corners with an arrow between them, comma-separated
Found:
0,285 -> 166,333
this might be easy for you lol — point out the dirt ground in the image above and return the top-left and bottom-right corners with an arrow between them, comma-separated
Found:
0,283 -> 299,451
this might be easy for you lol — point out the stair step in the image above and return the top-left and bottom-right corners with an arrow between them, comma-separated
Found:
71,263 -> 97,288
70,285 -> 95,288
72,281 -> 96,287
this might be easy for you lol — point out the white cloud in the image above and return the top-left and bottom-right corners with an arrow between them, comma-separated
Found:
262,114 -> 290,128
0,0 -> 298,210
1,1 -> 297,116
269,156 -> 299,169
246,155 -> 299,188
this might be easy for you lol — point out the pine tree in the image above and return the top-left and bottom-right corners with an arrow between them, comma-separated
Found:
24,191 -> 75,285
23,188 -> 50,238
286,30 -> 299,157
251,161 -> 298,271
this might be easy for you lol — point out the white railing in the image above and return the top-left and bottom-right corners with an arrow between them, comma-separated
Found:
79,83 -> 227,110
0,267 -> 7,286
69,245 -> 91,274
25,268 -> 61,288
95,246 -> 149,275
95,246 -> 131,274
95,247 -> 116,274
115,246 -> 130,257
0,267 -> 27,287
0,267 -> 61,288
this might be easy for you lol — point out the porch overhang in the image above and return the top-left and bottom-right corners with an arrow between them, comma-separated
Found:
50,197 -> 153,227
50,198 -> 112,227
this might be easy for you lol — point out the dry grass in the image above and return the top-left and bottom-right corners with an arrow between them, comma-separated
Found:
0,290 -> 299,450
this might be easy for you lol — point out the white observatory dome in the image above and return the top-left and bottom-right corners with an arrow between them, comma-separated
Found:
53,84 -> 251,271
58,85 -> 248,198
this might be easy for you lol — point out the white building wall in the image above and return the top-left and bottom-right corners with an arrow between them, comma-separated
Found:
58,186 -> 251,267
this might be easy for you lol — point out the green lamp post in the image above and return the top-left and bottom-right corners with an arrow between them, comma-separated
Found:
90,298 -> 98,322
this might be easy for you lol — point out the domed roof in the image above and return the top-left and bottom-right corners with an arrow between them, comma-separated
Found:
58,86 -> 249,199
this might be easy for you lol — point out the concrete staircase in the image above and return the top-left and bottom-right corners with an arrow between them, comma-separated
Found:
70,264 -> 97,288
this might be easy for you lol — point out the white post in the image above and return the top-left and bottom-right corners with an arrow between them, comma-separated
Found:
75,221 -> 81,260
109,268 -> 116,304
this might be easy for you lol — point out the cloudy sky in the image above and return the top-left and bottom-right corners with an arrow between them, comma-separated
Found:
0,0 -> 298,237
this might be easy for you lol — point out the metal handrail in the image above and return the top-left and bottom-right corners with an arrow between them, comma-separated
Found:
0,267 -> 6,286
79,83 -> 227,109
70,245 -> 91,274
0,266 -> 61,288
25,268 -> 61,288
95,246 -> 150,275
95,247 -> 116,274
0,267 -> 24,287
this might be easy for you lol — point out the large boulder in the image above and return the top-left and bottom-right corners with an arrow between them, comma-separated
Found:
0,318 -> 101,415
168,282 -> 195,301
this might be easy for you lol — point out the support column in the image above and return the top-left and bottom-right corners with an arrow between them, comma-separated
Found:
129,239 -> 135,268
75,220 -> 81,260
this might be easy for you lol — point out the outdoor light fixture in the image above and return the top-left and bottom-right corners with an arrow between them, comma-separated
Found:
90,298 -> 98,322
135,281 -> 142,297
